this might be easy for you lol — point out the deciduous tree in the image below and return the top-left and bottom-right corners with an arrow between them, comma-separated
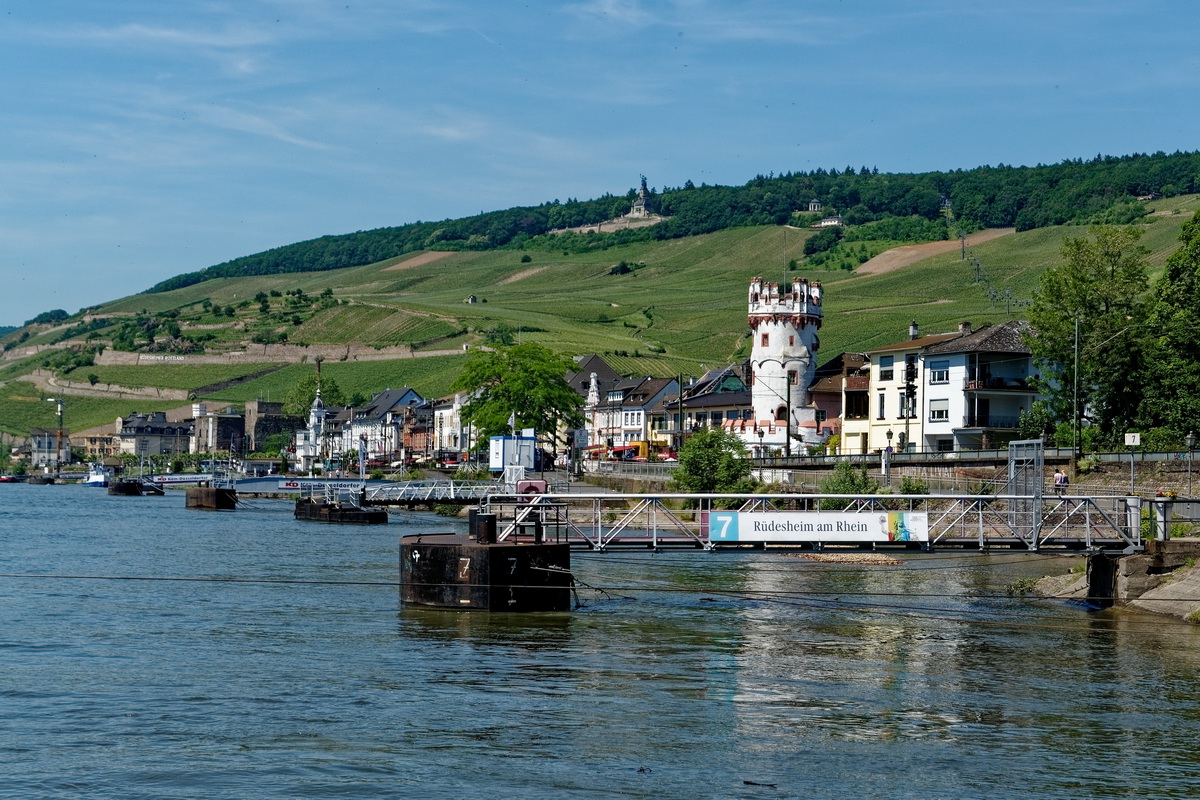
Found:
283,373 -> 345,416
451,343 -> 584,442
671,427 -> 753,493
1026,225 -> 1150,444
1138,212 -> 1200,440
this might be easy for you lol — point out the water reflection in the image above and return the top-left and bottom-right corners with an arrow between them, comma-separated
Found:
5,487 -> 1200,798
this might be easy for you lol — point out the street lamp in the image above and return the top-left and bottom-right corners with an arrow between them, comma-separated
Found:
1187,431 -> 1195,496
883,428 -> 893,485
757,426 -> 765,458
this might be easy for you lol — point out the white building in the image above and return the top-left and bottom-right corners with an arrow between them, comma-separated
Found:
745,276 -> 823,456
840,320 -> 1040,454
293,389 -> 327,474
920,320 -> 1038,451
342,387 -> 426,465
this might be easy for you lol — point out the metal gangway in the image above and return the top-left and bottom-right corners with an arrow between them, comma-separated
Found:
366,479 -> 497,504
479,490 -> 1152,553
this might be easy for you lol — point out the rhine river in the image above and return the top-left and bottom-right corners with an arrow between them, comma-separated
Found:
4,484 -> 1200,799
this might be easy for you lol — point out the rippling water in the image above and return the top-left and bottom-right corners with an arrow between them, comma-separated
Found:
4,484 -> 1200,799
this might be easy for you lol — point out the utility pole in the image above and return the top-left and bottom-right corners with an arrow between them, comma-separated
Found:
1073,318 -> 1081,466
903,359 -> 917,453
47,397 -> 64,477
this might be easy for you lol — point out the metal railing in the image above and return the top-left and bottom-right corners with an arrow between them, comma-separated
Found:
366,479 -> 496,503
478,491 -> 1146,552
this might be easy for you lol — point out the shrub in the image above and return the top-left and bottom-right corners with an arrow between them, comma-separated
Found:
819,461 -> 879,509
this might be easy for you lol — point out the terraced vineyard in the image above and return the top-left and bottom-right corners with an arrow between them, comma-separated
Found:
2,193 -> 1198,438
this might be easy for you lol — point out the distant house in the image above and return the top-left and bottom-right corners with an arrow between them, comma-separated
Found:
116,411 -> 193,457
78,429 -> 119,461
29,427 -> 71,469
655,365 -> 752,454
569,354 -> 623,454
839,320 -> 1040,454
244,399 -> 302,453
190,405 -> 246,454
807,352 -> 869,441
431,391 -> 479,461
813,215 -> 845,228
344,387 -> 426,464
921,320 -> 1038,452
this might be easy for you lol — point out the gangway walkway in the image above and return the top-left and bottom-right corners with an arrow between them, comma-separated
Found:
480,491 -> 1153,552
366,479 -> 496,504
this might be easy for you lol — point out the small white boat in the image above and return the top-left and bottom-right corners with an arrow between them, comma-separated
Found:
82,464 -> 113,487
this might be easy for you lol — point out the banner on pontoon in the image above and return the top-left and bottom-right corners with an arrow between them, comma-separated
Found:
707,511 -> 928,543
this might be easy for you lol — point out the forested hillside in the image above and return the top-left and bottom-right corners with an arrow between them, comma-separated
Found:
148,151 -> 1200,293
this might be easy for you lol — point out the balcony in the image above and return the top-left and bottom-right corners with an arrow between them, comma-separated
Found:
959,415 -> 1020,430
963,377 -> 1033,392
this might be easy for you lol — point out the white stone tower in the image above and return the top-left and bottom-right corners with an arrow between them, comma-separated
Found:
747,276 -> 822,454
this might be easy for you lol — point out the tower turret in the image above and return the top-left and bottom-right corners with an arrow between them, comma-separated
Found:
747,277 -> 823,454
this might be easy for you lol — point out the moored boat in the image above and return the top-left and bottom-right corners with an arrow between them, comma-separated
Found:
82,464 -> 113,487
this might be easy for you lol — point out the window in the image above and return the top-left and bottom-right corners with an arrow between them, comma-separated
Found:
899,392 -> 917,419
815,409 -> 828,422
789,335 -> 795,346
879,355 -> 894,382
845,393 -> 868,420
725,410 -> 740,420
929,360 -> 950,385
877,393 -> 886,419
788,369 -> 798,386
761,333 -> 769,347
929,398 -> 949,422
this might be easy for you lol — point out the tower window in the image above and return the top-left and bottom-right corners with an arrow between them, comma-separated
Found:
761,333 -> 769,347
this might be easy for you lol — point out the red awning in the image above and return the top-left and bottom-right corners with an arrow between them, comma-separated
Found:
612,445 -> 637,452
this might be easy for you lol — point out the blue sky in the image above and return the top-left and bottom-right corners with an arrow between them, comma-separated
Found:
1,1 -> 1196,327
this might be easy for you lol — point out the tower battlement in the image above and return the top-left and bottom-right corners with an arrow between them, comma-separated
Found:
747,276 -> 822,330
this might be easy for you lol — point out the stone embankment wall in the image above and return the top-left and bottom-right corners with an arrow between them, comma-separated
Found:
1042,538 -> 1200,623
93,343 -> 462,367
29,369 -> 189,400
0,343 -> 57,362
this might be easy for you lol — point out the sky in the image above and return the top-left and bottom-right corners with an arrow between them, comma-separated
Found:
1,1 -> 1197,327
